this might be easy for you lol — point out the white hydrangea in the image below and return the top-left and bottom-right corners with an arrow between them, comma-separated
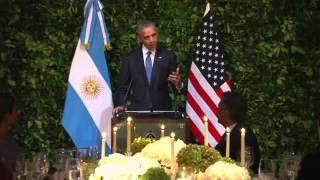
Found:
204,161 -> 250,180
94,153 -> 160,180
140,136 -> 186,163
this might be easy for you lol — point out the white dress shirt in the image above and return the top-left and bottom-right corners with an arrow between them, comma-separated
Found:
142,45 -> 155,67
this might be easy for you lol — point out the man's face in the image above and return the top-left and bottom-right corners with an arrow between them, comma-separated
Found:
7,104 -> 18,125
217,106 -> 228,127
139,26 -> 158,51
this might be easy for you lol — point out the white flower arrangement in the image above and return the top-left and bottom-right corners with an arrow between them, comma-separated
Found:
90,138 -> 252,180
94,153 -> 160,180
91,137 -> 186,179
204,161 -> 250,180
140,136 -> 186,164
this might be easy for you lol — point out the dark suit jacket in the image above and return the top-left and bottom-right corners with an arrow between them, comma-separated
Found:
115,47 -> 177,111
215,124 -> 260,174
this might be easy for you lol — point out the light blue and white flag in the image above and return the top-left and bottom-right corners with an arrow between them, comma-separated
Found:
62,0 -> 113,153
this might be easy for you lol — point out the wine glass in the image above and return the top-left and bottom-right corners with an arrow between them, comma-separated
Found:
244,147 -> 254,168
14,158 -> 26,180
65,152 -> 81,180
52,148 -> 68,171
27,153 -> 49,180
39,153 -> 50,178
279,154 -> 302,180
259,158 -> 275,180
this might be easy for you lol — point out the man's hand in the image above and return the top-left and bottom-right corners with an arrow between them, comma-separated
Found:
112,106 -> 124,115
168,67 -> 182,89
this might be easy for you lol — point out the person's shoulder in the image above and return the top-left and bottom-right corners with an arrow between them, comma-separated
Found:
125,48 -> 141,58
157,47 -> 175,55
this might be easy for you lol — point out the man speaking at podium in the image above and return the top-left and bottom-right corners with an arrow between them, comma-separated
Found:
113,20 -> 182,112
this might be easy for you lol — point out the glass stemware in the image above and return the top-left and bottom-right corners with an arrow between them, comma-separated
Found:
244,147 -> 254,169
259,158 -> 276,180
65,151 -> 81,180
14,158 -> 26,180
52,148 -> 68,171
279,154 -> 302,180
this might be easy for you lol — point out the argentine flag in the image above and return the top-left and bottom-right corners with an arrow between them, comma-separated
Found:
62,0 -> 113,153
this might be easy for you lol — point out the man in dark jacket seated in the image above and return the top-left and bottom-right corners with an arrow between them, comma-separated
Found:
215,91 -> 260,174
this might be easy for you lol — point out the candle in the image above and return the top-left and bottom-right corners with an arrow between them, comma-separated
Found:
180,166 -> 186,179
204,116 -> 208,146
101,132 -> 106,158
226,127 -> 230,158
170,132 -> 176,175
88,174 -> 94,180
78,164 -> 83,180
160,124 -> 165,138
181,171 -> 185,179
113,127 -> 118,153
240,128 -> 246,166
127,116 -> 132,156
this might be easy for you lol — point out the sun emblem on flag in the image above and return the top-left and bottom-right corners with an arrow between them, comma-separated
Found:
81,75 -> 102,100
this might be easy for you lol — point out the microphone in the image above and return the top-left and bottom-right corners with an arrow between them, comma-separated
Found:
116,79 -> 132,118
168,77 -> 179,116
122,79 -> 133,111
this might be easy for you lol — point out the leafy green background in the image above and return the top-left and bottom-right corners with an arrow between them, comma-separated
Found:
1,0 -> 319,160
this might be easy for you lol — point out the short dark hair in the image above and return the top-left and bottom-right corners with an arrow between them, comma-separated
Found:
296,151 -> 320,180
0,93 -> 16,122
219,91 -> 247,124
136,20 -> 157,35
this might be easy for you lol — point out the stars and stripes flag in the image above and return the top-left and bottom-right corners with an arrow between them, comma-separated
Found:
62,0 -> 113,153
186,2 -> 231,147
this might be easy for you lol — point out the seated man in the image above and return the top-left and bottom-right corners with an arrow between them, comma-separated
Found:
0,93 -> 23,178
215,91 -> 260,174
296,150 -> 320,180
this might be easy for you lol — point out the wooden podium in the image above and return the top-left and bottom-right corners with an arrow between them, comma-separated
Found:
112,111 -> 188,154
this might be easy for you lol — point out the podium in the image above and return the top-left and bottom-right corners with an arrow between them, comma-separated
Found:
112,111 -> 188,154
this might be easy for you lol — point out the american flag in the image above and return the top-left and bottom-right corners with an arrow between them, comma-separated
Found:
186,3 -> 231,147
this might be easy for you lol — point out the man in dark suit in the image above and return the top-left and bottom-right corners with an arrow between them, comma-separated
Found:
113,20 -> 182,112
215,91 -> 260,174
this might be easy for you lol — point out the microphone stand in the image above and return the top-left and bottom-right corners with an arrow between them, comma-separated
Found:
116,79 -> 132,118
123,79 -> 132,111
168,81 -> 181,119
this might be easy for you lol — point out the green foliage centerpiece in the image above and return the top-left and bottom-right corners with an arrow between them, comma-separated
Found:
138,167 -> 170,180
131,136 -> 156,155
176,144 -> 222,173
81,158 -> 99,180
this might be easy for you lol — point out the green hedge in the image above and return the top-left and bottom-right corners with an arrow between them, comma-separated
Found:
1,0 -> 319,159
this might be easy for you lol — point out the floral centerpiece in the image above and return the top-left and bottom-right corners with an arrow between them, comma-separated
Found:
176,144 -> 222,173
138,167 -> 170,180
204,161 -> 250,180
140,136 -> 186,167
90,137 -> 186,179
92,153 -> 160,180
88,137 -> 251,180
131,137 -> 156,155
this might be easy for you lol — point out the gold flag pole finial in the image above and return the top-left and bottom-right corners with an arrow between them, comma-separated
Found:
104,44 -> 112,51
81,43 -> 90,49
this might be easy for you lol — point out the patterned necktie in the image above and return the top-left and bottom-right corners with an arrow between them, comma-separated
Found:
145,51 -> 152,83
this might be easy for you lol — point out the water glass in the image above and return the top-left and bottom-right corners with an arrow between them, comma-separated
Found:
78,146 -> 99,159
65,157 -> 82,180
244,147 -> 254,168
279,154 -> 301,180
52,148 -> 68,171
14,158 -> 26,180
259,158 -> 276,180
